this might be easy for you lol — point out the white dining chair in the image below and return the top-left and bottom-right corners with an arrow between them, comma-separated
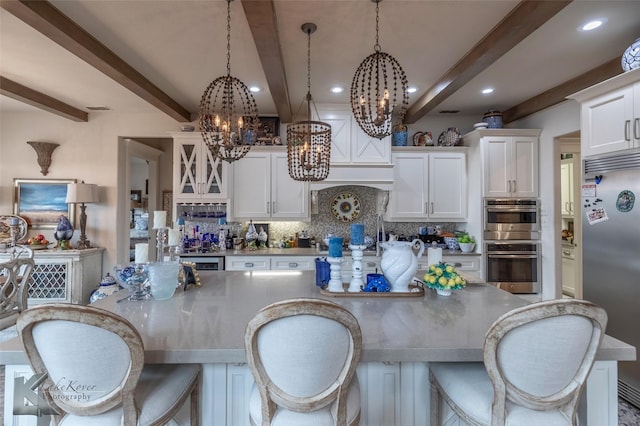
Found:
245,298 -> 362,426
429,299 -> 607,426
16,304 -> 202,426
1,246 -> 34,332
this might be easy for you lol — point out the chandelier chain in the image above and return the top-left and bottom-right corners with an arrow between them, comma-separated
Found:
226,0 -> 231,76
307,26 -> 312,95
374,0 -> 381,52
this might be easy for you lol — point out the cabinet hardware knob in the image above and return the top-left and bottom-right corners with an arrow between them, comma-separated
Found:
288,263 -> 298,268
634,118 -> 639,141
245,262 -> 254,268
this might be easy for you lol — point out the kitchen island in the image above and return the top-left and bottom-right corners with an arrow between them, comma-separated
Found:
1,271 -> 634,425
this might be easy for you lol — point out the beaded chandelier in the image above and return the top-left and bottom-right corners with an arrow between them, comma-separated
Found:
350,0 -> 408,139
199,0 -> 259,163
286,23 -> 332,182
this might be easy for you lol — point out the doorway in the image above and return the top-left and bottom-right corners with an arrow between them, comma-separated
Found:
557,136 -> 581,299
116,138 -> 164,264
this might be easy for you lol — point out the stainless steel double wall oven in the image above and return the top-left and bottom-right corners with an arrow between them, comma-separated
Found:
483,199 -> 541,293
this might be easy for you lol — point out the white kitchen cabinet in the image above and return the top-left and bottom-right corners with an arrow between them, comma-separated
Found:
463,129 -> 539,198
225,255 -> 316,272
568,68 -> 640,157
561,158 -> 576,216
231,149 -> 309,220
386,149 -> 467,221
172,132 -> 228,202
417,254 -> 481,273
225,256 -> 270,271
317,104 -> 391,164
562,246 -> 576,297
340,256 -> 381,283
270,256 -> 315,271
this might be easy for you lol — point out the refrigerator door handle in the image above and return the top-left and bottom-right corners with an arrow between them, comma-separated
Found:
634,117 -> 639,141
625,119 -> 631,141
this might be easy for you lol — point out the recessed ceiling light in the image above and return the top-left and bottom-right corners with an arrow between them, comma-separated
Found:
482,88 -> 494,94
579,18 -> 607,32
407,87 -> 417,94
249,86 -> 261,93
331,86 -> 344,93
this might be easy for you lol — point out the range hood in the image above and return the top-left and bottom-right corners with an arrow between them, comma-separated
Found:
310,163 -> 395,191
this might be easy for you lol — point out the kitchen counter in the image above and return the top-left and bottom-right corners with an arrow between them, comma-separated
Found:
180,247 -> 481,257
0,271 -> 631,365
1,271 -> 633,426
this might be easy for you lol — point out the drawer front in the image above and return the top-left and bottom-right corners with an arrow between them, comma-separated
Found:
271,257 -> 315,271
225,257 -> 270,271
417,255 -> 480,272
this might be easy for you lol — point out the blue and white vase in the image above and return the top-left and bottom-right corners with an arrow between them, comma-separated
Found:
392,125 -> 408,146
90,273 -> 121,303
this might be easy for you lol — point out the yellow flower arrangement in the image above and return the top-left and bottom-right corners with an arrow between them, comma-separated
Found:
423,262 -> 466,292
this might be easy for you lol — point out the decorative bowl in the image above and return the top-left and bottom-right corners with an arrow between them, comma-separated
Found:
458,242 -> 475,253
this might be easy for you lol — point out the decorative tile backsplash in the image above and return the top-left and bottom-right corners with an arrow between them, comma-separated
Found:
262,185 -> 460,246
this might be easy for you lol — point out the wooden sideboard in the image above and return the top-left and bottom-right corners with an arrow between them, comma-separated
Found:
0,247 -> 104,306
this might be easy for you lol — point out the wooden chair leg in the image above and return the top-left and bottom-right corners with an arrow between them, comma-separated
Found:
430,370 -> 441,426
190,370 -> 201,426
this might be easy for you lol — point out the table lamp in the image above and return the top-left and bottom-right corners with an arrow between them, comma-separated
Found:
66,182 -> 99,249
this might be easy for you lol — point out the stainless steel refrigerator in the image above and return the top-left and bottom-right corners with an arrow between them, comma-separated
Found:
582,151 -> 640,408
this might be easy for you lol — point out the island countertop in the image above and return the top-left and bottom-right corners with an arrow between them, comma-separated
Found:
0,271 -> 634,365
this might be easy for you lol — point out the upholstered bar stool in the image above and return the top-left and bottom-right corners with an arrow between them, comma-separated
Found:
430,299 -> 607,426
245,298 -> 362,426
17,304 -> 202,425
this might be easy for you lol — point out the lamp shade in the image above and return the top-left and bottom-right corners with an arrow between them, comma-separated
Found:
66,183 -> 98,204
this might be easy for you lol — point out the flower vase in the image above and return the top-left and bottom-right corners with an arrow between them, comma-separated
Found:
436,288 -> 452,297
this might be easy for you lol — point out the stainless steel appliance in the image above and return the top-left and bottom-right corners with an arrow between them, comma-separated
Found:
483,198 -> 540,240
484,241 -> 541,293
179,255 -> 224,271
582,151 -> 640,408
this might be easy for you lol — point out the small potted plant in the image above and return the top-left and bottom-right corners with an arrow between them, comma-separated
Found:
423,262 -> 466,296
456,232 -> 476,253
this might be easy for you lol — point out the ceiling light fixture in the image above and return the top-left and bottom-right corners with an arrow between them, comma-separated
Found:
350,0 -> 408,139
249,86 -> 261,93
482,88 -> 494,94
331,87 -> 344,93
286,23 -> 332,182
579,18 -> 607,32
198,0 -> 259,163
407,87 -> 417,94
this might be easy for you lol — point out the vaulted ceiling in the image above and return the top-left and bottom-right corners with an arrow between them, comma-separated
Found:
1,0 -> 639,125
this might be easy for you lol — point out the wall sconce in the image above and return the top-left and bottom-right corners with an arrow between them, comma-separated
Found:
27,141 -> 59,176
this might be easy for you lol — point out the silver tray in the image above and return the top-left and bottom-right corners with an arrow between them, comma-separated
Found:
0,215 -> 28,244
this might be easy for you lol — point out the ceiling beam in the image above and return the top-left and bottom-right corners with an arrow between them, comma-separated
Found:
1,76 -> 88,122
404,0 -> 572,124
241,0 -> 292,123
0,0 -> 192,122
502,57 -> 621,123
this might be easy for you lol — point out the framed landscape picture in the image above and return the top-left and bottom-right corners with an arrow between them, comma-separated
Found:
13,178 -> 77,229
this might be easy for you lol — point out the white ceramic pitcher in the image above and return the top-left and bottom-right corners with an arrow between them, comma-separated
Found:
379,239 -> 425,292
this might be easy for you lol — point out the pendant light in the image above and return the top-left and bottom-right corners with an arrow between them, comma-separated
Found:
286,23 -> 332,182
350,0 -> 409,139
199,0 -> 259,163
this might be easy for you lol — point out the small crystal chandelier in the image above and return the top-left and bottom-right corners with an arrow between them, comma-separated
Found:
199,0 -> 259,163
286,23 -> 332,182
350,0 -> 409,139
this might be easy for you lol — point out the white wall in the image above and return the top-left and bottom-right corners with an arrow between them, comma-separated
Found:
510,100 -> 581,299
0,110 -> 180,272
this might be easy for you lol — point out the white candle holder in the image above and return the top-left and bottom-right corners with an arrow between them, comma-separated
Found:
348,244 -> 368,292
326,256 -> 344,292
156,228 -> 167,263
